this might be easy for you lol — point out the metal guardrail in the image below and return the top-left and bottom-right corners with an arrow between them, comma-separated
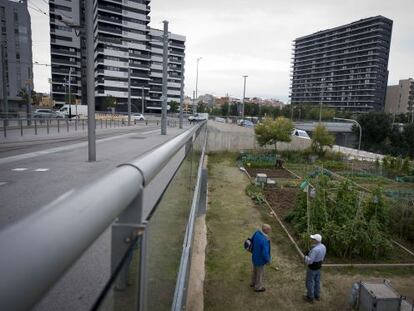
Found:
0,121 -> 207,311
1,118 -> 188,138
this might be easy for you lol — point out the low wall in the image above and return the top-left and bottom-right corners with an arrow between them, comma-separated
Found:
207,121 -> 311,152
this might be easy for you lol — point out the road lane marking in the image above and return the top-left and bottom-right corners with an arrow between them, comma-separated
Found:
0,182 -> 7,186
12,168 -> 28,171
0,127 -> 161,165
34,168 -> 49,172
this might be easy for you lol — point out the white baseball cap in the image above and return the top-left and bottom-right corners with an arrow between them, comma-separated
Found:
310,234 -> 322,243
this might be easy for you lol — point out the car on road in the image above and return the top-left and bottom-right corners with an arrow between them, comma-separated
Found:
33,109 -> 65,119
131,113 -> 145,121
292,128 -> 311,139
188,113 -> 208,123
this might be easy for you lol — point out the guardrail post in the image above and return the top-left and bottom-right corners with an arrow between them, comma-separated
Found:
75,119 -> 77,131
66,119 -> 69,132
100,119 -> 102,129
47,119 -> 49,134
105,119 -> 107,128
82,119 -> 85,130
57,119 -> 60,133
20,119 -> 23,136
34,119 -> 37,135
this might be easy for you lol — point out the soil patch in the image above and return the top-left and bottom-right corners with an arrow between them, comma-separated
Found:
246,167 -> 296,179
264,187 -> 300,219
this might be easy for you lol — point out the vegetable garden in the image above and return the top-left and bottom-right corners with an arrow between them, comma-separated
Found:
241,151 -> 414,263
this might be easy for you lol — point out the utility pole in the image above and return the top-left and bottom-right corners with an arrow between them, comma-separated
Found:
192,90 -> 196,114
179,56 -> 185,129
85,0 -> 96,161
161,20 -> 168,135
1,42 -> 8,123
27,80 -> 33,126
242,75 -> 248,119
68,67 -> 72,119
127,67 -> 131,126
195,57 -> 202,102
141,87 -> 145,115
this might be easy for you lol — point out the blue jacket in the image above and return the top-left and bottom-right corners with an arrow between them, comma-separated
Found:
251,230 -> 271,266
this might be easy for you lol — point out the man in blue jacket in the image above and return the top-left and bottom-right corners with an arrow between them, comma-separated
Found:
250,224 -> 272,292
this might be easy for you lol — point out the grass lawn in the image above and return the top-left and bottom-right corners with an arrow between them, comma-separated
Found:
204,153 -> 414,311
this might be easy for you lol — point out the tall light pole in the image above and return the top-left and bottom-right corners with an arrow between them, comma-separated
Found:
241,75 -> 248,119
161,20 -> 169,135
179,56 -> 185,129
334,117 -> 362,152
68,67 -> 72,119
127,67 -> 131,126
85,0 -> 96,161
195,57 -> 202,113
319,78 -> 325,122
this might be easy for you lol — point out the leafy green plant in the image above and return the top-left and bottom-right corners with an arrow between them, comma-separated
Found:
255,117 -> 293,153
311,124 -> 335,157
245,184 -> 266,204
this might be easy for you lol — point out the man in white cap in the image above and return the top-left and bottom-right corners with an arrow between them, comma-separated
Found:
304,233 -> 326,303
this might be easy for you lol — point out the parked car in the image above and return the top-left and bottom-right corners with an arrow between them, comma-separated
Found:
33,109 -> 65,119
242,120 -> 254,128
131,113 -> 145,121
292,128 -> 311,139
188,113 -> 208,123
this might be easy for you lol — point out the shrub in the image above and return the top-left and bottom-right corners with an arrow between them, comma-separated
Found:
311,124 -> 335,157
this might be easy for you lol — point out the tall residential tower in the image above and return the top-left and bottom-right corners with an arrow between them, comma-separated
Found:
0,0 -> 33,110
49,0 -> 185,112
290,16 -> 393,112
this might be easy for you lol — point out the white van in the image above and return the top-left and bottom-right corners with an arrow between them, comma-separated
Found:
292,128 -> 311,139
59,105 -> 88,118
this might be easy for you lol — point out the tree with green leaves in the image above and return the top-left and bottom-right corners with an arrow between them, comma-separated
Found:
255,117 -> 293,153
311,124 -> 335,156
104,95 -> 117,112
169,101 -> 179,113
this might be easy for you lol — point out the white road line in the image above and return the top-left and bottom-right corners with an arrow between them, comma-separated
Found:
0,182 -> 7,186
12,168 -> 28,171
0,128 -> 160,165
34,168 -> 49,172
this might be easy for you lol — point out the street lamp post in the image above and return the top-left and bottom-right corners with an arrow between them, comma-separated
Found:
334,117 -> 362,152
319,78 -> 325,122
195,57 -> 202,114
242,75 -> 248,119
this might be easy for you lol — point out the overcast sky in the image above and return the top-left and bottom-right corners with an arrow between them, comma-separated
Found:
29,0 -> 414,102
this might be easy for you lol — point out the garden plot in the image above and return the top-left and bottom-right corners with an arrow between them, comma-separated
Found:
242,155 -> 414,265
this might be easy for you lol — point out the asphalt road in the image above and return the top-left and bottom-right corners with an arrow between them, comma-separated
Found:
0,124 -> 190,310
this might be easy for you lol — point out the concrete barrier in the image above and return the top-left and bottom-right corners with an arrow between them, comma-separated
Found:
207,120 -> 311,152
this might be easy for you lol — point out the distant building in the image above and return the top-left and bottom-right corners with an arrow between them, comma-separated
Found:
0,0 -> 33,111
291,16 -> 393,112
385,78 -> 414,115
49,0 -> 185,112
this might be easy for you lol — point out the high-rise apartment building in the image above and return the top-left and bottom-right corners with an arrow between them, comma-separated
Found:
0,0 -> 33,109
49,0 -> 185,112
147,28 -> 185,110
385,78 -> 414,116
290,16 -> 393,112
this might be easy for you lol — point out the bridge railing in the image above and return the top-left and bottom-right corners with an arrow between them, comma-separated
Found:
0,121 -> 207,311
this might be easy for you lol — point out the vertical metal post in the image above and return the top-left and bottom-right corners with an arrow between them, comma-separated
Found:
85,0 -> 96,161
141,87 -> 144,115
242,75 -> 248,120
195,57 -> 202,104
47,119 -> 49,134
3,120 -> 6,138
34,119 -> 37,135
75,118 -> 77,131
1,42 -> 9,123
179,56 -> 185,129
192,90 -> 196,114
100,119 -> 102,128
27,81 -> 33,126
161,21 -> 169,135
20,120 -> 23,136
57,119 -> 60,133
66,119 -> 69,132
139,227 -> 148,311
68,68 -> 72,119
128,67 -> 131,126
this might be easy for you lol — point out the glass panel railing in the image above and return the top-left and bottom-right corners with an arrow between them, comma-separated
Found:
144,154 -> 194,310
